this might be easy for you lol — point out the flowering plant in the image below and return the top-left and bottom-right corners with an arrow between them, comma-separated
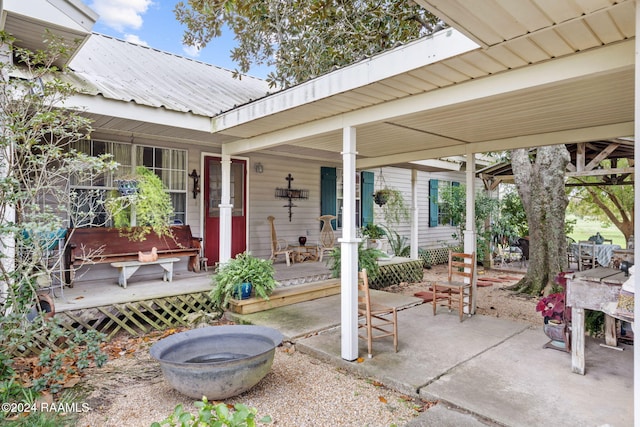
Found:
536,272 -> 572,324
536,292 -> 566,323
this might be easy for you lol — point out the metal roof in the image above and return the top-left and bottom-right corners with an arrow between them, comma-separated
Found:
214,0 -> 634,168
66,33 -> 272,118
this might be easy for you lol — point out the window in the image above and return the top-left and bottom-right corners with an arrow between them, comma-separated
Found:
336,168 -> 361,229
429,179 -> 459,227
321,167 -> 373,230
70,140 -> 187,226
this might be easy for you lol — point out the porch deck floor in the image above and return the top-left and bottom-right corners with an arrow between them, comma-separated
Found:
50,260 -> 333,312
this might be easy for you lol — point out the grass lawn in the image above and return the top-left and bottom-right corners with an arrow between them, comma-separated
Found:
567,214 -> 626,246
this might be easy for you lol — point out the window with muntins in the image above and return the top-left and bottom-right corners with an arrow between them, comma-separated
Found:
70,140 -> 187,226
429,179 -> 459,227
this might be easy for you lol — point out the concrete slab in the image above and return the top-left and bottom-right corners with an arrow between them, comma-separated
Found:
420,328 -> 633,427
227,289 -> 634,426
295,305 -> 529,397
226,290 -> 422,340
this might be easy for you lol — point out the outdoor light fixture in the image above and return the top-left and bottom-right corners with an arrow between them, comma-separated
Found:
188,169 -> 200,199
254,162 -> 264,174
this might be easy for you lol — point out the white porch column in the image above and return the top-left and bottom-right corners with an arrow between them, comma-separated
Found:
218,153 -> 233,263
410,169 -> 419,259
340,126 -> 360,361
463,153 -> 477,313
633,0 -> 639,417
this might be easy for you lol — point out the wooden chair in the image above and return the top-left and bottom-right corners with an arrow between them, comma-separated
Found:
267,216 -> 292,266
577,240 -> 597,271
358,269 -> 398,358
317,215 -> 337,262
566,236 -> 577,269
430,251 -> 475,322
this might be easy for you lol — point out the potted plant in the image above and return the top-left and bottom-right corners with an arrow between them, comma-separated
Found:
210,252 -> 278,312
106,166 -> 174,241
536,272 -> 572,350
361,223 -> 389,252
373,188 -> 409,226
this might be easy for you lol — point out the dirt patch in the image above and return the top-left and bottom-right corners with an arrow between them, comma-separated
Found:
386,263 -> 543,327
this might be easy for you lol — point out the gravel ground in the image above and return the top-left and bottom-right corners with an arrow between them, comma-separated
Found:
77,340 -> 424,426
76,264 -> 536,427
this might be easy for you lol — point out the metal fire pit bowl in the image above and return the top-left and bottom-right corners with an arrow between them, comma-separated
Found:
150,325 -> 283,400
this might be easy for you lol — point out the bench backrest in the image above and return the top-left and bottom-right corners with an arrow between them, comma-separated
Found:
67,225 -> 198,257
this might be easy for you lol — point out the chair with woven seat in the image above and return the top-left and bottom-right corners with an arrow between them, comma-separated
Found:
430,251 -> 475,322
577,240 -> 597,271
317,214 -> 337,262
358,268 -> 398,358
566,236 -> 577,269
267,216 -> 292,266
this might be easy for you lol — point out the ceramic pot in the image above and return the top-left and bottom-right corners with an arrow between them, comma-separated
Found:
234,282 -> 252,300
543,321 -> 566,349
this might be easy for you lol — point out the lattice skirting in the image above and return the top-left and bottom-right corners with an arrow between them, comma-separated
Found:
57,292 -> 215,341
370,259 -> 424,290
420,247 -> 454,266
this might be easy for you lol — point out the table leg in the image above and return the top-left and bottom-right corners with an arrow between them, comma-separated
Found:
571,307 -> 585,375
604,314 -> 618,347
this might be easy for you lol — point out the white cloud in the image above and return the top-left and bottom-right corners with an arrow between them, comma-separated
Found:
124,34 -> 149,47
90,0 -> 153,33
182,44 -> 201,58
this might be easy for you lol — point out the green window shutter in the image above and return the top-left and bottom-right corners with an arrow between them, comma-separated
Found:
451,181 -> 460,226
320,167 -> 337,229
429,179 -> 438,227
361,171 -> 374,227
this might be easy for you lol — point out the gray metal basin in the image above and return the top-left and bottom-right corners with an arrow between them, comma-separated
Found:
150,325 -> 283,400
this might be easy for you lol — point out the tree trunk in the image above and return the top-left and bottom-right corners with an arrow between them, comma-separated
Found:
511,145 -> 570,295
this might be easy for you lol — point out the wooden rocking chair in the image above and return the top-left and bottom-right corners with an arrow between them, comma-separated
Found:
267,216 -> 292,266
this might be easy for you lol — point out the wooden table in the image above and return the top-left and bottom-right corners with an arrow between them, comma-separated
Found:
566,267 -> 628,374
291,245 -> 319,263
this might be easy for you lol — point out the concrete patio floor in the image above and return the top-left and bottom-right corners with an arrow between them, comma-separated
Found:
228,290 -> 633,427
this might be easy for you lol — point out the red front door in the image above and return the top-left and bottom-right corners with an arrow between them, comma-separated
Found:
204,156 -> 247,264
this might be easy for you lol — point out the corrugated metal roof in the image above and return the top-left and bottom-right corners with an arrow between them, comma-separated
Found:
66,33 -> 272,117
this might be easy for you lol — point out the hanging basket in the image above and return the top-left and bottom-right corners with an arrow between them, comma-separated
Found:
374,190 -> 389,207
116,179 -> 139,196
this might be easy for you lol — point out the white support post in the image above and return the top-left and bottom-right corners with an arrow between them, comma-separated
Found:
219,153 -> 233,263
410,169 -> 419,259
340,126 -> 360,361
633,0 -> 639,416
464,153 -> 477,314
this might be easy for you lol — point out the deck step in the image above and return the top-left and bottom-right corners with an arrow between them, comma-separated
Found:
229,279 -> 340,314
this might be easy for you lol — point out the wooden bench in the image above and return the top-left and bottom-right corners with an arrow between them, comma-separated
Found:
111,257 -> 180,288
64,225 -> 201,285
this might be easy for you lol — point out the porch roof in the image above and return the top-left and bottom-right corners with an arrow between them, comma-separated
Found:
214,0 -> 634,168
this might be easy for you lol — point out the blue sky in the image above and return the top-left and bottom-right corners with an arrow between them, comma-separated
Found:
81,0 -> 271,79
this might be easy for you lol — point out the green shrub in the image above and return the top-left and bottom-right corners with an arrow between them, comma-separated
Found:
152,398 -> 272,427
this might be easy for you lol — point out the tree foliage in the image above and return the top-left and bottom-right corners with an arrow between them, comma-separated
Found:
174,0 -> 444,87
0,32 -> 110,399
438,184 -> 499,262
567,158 -> 634,240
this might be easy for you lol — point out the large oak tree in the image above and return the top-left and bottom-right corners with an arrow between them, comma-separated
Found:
511,146 -> 571,295
175,0 -> 443,88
